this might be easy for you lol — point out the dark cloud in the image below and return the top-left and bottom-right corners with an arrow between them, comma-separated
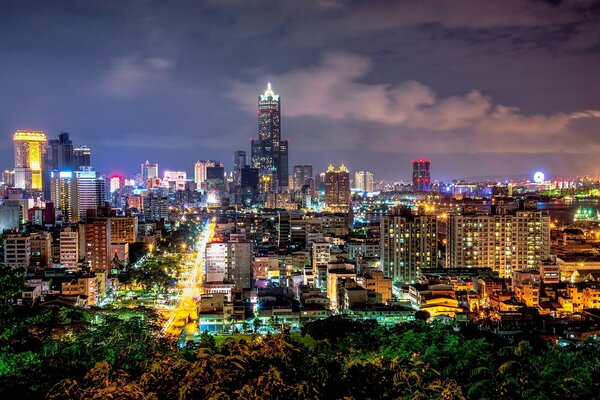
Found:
0,0 -> 599,180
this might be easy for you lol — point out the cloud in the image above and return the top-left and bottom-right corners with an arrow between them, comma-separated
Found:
230,52 -> 573,136
98,56 -> 173,98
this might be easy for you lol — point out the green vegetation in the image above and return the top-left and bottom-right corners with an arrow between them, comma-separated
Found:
2,266 -> 600,399
118,253 -> 183,294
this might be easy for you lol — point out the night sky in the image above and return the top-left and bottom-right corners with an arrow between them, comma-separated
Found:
1,0 -> 599,181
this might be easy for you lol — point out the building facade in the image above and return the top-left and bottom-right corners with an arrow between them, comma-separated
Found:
380,207 -> 438,284
13,130 -> 47,191
251,83 -> 288,191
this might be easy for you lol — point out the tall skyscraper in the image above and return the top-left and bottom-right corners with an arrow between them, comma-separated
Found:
380,207 -> 438,284
412,159 -> 431,192
251,83 -> 288,191
13,130 -> 47,191
141,160 -> 158,183
44,132 -> 74,199
73,146 -> 91,170
325,164 -> 351,211
354,170 -> 374,192
74,168 -> 106,220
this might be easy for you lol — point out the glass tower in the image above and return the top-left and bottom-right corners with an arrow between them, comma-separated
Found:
251,83 -> 288,191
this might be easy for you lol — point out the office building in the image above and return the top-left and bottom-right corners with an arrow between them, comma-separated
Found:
380,207 -> 438,284
251,83 -> 288,191
241,165 -> 259,206
143,195 -> 168,222
44,132 -> 73,198
13,130 -> 47,191
141,160 -> 158,183
50,171 -> 77,222
73,146 -> 91,170
2,170 -> 15,187
74,169 -> 106,220
412,159 -> 431,192
233,150 -> 246,186
325,164 -> 351,211
447,206 -> 551,278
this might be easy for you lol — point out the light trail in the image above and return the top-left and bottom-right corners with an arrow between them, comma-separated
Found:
161,217 -> 215,336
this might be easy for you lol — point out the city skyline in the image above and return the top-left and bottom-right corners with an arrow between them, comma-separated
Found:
1,1 -> 599,180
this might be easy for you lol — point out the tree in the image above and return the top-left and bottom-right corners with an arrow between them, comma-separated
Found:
253,318 -> 262,333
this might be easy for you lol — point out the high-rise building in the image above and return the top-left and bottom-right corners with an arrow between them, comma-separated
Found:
141,160 -> 158,183
251,83 -> 288,191
60,228 -> 79,268
84,220 -> 112,271
75,168 -> 106,220
380,207 -> 438,284
13,130 -> 47,191
412,159 -> 431,192
204,238 -> 253,290
73,146 -> 91,170
44,132 -> 73,198
50,171 -> 78,222
293,165 -> 313,192
233,150 -> 246,186
324,164 -> 351,211
447,205 -> 551,278
241,165 -> 259,206
143,195 -> 168,222
354,170 -> 374,192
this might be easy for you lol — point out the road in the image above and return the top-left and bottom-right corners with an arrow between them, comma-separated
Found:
161,217 -> 215,337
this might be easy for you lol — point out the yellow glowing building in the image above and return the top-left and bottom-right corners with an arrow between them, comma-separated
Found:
13,130 -> 47,190
325,164 -> 350,211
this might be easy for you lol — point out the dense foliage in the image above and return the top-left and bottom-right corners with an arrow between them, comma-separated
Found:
1,263 -> 600,399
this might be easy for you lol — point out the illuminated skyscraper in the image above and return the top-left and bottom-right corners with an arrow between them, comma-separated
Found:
50,171 -> 77,222
141,160 -> 158,183
13,130 -> 47,191
73,146 -> 91,170
325,164 -> 351,211
251,83 -> 288,191
412,159 -> 431,192
44,132 -> 74,198
74,168 -> 106,220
